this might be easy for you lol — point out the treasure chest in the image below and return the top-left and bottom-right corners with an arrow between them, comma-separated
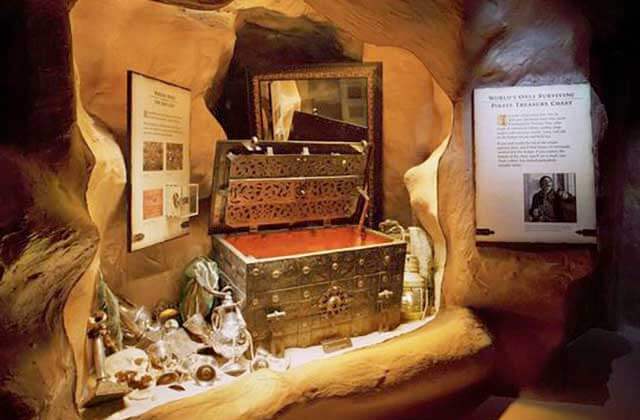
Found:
209,140 -> 405,353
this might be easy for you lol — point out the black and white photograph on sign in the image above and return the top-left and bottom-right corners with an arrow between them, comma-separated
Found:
473,84 -> 596,243
524,173 -> 577,223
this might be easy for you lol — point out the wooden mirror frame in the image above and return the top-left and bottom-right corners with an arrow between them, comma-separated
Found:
248,62 -> 383,227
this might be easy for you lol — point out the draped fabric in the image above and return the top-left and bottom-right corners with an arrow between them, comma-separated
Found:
179,256 -> 220,322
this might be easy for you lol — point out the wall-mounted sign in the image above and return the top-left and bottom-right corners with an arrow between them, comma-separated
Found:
127,71 -> 196,251
474,84 -> 596,244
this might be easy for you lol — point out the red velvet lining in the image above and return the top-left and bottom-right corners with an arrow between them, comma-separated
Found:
223,226 -> 391,259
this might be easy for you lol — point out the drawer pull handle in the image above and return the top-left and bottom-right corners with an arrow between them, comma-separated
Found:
378,289 -> 394,299
331,262 -> 339,271
271,269 -> 282,279
302,265 -> 311,275
266,310 -> 287,320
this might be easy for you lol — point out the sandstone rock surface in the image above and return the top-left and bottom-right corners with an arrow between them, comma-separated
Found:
304,0 -> 464,99
363,44 -> 452,226
0,2 -> 98,417
308,0 -> 607,387
153,0 -> 233,10
0,0 -> 617,418
441,0 -> 605,385
70,0 -> 232,307
212,4 -> 362,139
71,0 -> 234,195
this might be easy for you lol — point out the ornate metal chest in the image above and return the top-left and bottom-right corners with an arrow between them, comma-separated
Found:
209,140 -> 405,353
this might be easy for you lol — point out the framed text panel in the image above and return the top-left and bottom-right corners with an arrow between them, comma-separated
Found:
474,84 -> 596,244
127,71 -> 192,251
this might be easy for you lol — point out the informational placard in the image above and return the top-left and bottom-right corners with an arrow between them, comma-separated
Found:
127,71 -> 193,251
474,84 -> 596,243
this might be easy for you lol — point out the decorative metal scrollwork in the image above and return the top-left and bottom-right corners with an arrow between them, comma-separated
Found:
225,177 -> 362,227
228,177 -> 361,205
228,154 -> 365,179
318,285 -> 351,318
225,199 -> 358,227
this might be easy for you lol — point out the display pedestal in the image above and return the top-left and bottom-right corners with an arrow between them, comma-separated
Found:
105,308 -> 493,420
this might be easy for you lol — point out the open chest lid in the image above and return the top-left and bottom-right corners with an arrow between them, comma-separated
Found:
209,139 -> 370,234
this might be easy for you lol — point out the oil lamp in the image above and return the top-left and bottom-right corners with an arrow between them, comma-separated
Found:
401,255 -> 426,321
210,288 -> 252,375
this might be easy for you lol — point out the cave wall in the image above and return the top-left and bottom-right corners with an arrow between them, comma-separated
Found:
0,1 -> 98,417
584,0 -> 640,329
307,0 -> 609,388
444,0 -> 607,386
70,0 -> 234,307
0,0 -> 633,418
66,1 -> 455,411
212,6 -> 363,139
362,44 -> 451,226
64,0 -> 237,406
69,0 -> 452,312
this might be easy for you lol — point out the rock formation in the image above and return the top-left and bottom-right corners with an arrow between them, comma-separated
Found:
212,5 -> 362,139
0,0 -> 622,418
0,1 -> 98,417
152,0 -> 233,10
70,0 -> 234,310
71,0 -> 235,196
308,0 -> 608,388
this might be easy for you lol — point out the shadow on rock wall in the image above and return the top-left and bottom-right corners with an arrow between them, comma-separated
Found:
308,0 -> 608,388
1,1 -> 98,417
0,0 -> 623,418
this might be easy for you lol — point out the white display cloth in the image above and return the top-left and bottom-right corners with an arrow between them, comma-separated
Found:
105,316 -> 434,419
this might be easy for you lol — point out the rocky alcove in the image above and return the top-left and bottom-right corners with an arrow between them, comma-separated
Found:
1,0 -> 628,419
